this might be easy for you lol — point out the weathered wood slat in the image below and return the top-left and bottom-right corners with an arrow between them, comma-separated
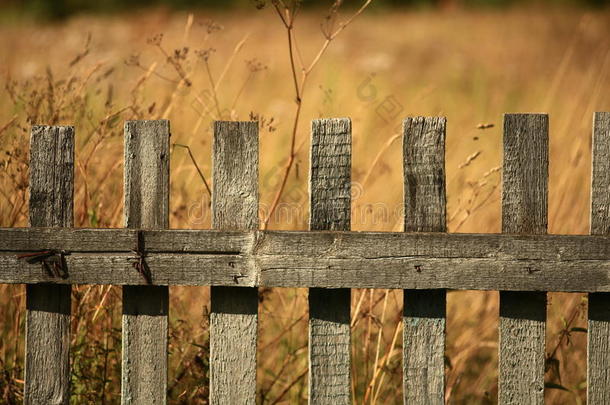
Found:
7,228 -> 610,259
499,113 -> 548,404
210,121 -> 258,405
403,117 -> 446,404
6,229 -> 610,290
588,111 -> 610,404
4,251 -> 610,291
309,118 -> 352,405
1,228 -> 248,252
121,120 -> 170,405
25,126 -> 74,405
402,117 -> 446,232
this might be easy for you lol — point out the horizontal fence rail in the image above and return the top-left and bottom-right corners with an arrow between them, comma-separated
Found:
3,112 -> 610,404
3,228 -> 610,291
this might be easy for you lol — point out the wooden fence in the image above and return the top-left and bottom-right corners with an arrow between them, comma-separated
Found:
2,112 -> 610,404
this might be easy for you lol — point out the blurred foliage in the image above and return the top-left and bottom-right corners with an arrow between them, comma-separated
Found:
1,0 -> 609,21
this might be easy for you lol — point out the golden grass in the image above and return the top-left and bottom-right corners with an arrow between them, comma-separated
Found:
0,4 -> 609,403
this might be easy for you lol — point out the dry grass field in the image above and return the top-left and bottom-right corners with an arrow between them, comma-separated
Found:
1,3 -> 609,403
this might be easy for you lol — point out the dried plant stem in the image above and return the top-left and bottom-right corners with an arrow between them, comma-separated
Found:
0,115 -> 17,138
155,43 -> 192,87
548,297 -> 586,362
360,132 -> 401,189
307,0 -> 373,74
131,62 -> 179,84
371,316 -> 401,403
231,72 -> 254,111
262,0 -> 374,229
263,343 -> 306,399
363,289 -> 389,404
269,367 -> 308,405
352,289 -> 367,328
364,289 -> 373,392
203,60 -> 222,118
172,144 -> 212,197
259,313 -> 306,353
215,34 -> 249,92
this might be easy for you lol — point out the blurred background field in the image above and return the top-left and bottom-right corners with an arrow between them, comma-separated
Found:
0,0 -> 609,403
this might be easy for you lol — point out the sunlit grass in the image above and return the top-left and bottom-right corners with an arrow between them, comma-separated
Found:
0,4 -> 608,403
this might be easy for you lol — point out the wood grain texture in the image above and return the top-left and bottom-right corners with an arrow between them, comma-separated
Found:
402,117 -> 446,404
6,229 -> 610,291
210,121 -> 258,405
308,118 -> 351,405
403,117 -> 446,233
588,111 -> 610,405
499,114 -> 548,404
7,227 -> 610,258
121,120 -> 169,405
1,228 -> 249,252
25,126 -> 73,405
124,120 -> 170,229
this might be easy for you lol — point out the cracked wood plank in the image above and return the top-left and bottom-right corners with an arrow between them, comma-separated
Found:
499,113 -> 548,404
402,117 -> 446,404
210,121 -> 258,405
121,120 -> 170,405
588,111 -> 610,405
25,126 -> 74,405
5,229 -> 610,291
309,118 -> 352,405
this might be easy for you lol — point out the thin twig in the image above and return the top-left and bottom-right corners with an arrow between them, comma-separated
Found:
363,289 -> 389,403
172,143 -> 212,197
0,115 -> 17,138
269,367 -> 308,405
263,0 -> 374,228
361,132 -> 401,189
202,59 -> 222,118
305,0 -> 374,74
214,34 -> 250,91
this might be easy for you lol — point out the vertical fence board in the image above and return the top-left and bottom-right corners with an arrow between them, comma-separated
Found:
309,118 -> 352,405
499,114 -> 548,404
210,121 -> 258,405
122,120 -> 170,404
588,111 -> 610,404
402,117 -> 446,404
25,126 -> 74,405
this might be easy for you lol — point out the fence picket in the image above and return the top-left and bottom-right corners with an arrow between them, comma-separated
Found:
11,113 -> 610,404
309,118 -> 352,404
210,121 -> 259,405
25,126 -> 74,405
499,113 -> 548,404
121,120 -> 170,404
402,117 -> 447,404
588,111 -> 610,404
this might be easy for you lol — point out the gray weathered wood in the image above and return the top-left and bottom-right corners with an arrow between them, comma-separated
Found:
7,229 -> 610,291
7,227 -> 610,258
499,113 -> 548,404
121,120 -> 169,405
308,118 -> 351,405
402,117 -> 446,404
25,126 -> 74,405
1,228 -> 248,252
210,121 -> 258,405
402,117 -> 446,233
588,111 -> 610,404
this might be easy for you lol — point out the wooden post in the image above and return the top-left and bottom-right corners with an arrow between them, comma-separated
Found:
25,126 -> 74,405
308,118 -> 352,404
588,111 -> 610,404
210,121 -> 259,405
122,120 -> 170,404
499,114 -> 548,404
402,117 -> 447,404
